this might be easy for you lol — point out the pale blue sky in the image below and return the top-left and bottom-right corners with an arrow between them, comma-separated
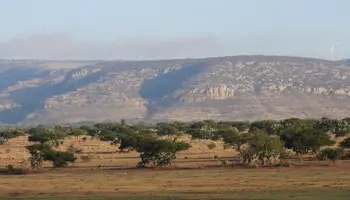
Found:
0,0 -> 349,60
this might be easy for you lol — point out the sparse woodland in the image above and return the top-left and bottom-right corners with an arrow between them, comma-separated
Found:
1,116 -> 350,174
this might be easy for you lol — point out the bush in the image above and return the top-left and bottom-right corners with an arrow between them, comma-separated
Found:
0,129 -> 25,140
280,128 -> 335,154
28,131 -> 65,146
26,144 -> 53,168
340,152 -> 350,160
6,165 -> 15,174
207,143 -> 216,150
339,137 -> 350,149
221,129 -> 249,152
334,130 -> 348,137
80,155 -> 93,162
316,148 -> 345,163
156,123 -> 178,136
238,132 -> 285,167
67,144 -> 83,154
136,138 -> 190,167
0,137 -> 8,145
26,143 -> 76,168
280,148 -> 295,159
44,151 -> 77,167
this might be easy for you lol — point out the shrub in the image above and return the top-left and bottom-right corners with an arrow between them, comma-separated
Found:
280,148 -> 295,159
339,137 -> 350,149
80,155 -> 93,162
156,123 -> 178,136
280,128 -> 335,154
341,152 -> 350,160
26,143 -> 76,168
67,144 -> 83,154
5,165 -> 15,174
28,131 -> 65,147
188,121 -> 219,140
238,132 -> 285,167
334,130 -> 348,137
0,128 -> 25,140
0,137 -> 8,145
221,129 -> 249,152
136,138 -> 190,167
26,144 -> 53,169
207,143 -> 216,150
316,148 -> 345,163
44,151 -> 77,167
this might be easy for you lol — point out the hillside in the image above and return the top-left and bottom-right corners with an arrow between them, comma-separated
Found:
0,55 -> 350,125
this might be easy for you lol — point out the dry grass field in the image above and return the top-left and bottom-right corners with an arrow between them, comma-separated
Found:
0,135 -> 350,200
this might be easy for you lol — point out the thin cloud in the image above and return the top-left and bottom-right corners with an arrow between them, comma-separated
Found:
0,33 -> 229,60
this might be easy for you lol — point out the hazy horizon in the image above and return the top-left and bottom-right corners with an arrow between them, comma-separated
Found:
1,0 -> 349,60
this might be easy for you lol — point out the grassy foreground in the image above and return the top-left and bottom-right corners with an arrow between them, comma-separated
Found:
0,166 -> 349,200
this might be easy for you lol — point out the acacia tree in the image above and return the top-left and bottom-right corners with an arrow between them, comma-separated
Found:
136,137 -> 190,167
220,128 -> 250,152
156,123 -> 179,136
26,126 -> 76,168
280,128 -> 334,154
316,148 -> 345,163
249,120 -> 280,135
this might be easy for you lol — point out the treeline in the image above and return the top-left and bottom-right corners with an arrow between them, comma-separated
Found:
2,117 -> 350,172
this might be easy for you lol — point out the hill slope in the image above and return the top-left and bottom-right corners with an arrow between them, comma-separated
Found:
0,56 -> 350,125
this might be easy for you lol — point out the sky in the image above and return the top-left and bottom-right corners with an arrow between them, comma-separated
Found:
0,0 -> 349,60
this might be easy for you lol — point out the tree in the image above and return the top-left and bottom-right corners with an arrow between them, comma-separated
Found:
26,126 -> 76,168
316,148 -> 345,163
280,128 -> 334,154
314,117 -> 350,135
249,120 -> 280,135
120,119 -> 126,126
26,143 -> 52,168
28,127 -> 66,147
188,121 -> 219,140
156,123 -> 178,136
339,137 -> 350,149
236,132 -> 285,167
44,151 -> 77,167
26,143 -> 77,168
136,137 -> 190,167
220,129 -> 250,152
68,127 -> 87,137
171,121 -> 190,133
246,132 -> 285,166
228,121 -> 250,132
277,118 -> 316,135
0,128 -> 26,139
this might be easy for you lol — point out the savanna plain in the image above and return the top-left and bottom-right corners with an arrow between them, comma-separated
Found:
0,134 -> 349,200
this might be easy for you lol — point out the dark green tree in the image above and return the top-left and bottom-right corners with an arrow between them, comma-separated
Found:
316,148 -> 345,163
339,137 -> 350,149
280,128 -> 334,154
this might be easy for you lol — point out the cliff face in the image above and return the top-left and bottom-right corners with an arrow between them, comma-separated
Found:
0,56 -> 350,125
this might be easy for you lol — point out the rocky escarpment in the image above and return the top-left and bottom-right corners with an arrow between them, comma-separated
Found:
0,56 -> 350,125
